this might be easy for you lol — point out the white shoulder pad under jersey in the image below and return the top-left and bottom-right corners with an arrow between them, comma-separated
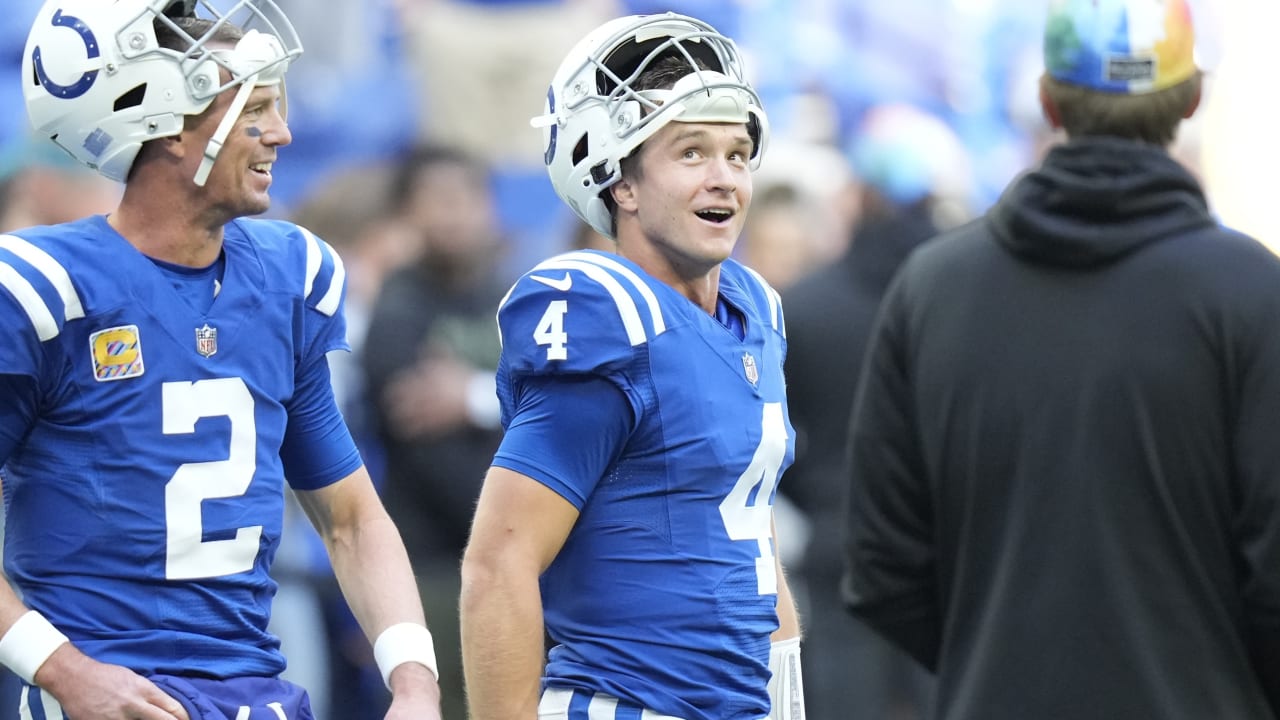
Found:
497,250 -> 668,379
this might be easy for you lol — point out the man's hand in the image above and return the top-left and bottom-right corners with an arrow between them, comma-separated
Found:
35,644 -> 189,720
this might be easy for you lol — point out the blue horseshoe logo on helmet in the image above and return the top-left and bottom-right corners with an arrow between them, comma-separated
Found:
543,86 -> 558,166
32,9 -> 100,100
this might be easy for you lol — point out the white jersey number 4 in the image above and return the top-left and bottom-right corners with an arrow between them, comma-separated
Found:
719,402 -> 787,595
534,300 -> 569,361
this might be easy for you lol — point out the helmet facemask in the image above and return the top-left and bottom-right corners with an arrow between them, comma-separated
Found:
534,14 -> 768,238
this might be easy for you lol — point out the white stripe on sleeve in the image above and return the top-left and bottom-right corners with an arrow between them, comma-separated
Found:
0,261 -> 60,341
557,251 -> 666,335
535,259 -> 650,346
0,234 -> 83,320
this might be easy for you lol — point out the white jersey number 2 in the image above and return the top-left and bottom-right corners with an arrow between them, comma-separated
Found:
162,377 -> 262,580
719,402 -> 787,595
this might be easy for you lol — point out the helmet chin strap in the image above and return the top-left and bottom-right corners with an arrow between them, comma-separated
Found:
193,75 -> 258,187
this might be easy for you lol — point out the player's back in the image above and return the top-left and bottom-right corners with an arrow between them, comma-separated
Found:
495,250 -> 793,720
0,215 -> 348,678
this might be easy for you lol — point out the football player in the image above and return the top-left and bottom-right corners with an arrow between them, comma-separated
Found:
461,13 -> 805,720
0,1 -> 441,717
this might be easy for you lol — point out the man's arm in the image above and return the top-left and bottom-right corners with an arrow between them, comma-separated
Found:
294,467 -> 442,718
460,466 -> 579,720
768,514 -> 805,720
841,285 -> 940,671
771,513 -> 802,642
1232,278 -> 1280,713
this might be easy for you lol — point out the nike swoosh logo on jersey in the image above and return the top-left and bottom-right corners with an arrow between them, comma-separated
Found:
530,273 -> 573,291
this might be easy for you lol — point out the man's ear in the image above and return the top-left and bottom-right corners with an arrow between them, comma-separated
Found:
611,177 -> 638,213
1183,76 -> 1202,119
161,133 -> 186,160
1039,74 -> 1064,130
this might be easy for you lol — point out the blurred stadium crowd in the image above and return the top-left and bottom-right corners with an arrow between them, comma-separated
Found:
0,0 -> 1271,718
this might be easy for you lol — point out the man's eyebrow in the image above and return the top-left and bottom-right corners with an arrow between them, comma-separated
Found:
668,127 -> 752,147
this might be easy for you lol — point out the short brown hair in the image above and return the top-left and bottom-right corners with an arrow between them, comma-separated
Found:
604,54 -> 713,228
1042,71 -> 1201,146
154,16 -> 244,54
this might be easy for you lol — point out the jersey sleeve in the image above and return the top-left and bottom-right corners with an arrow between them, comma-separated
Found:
496,253 -> 665,382
282,223 -> 359,488
0,232 -> 84,380
280,351 -> 363,490
736,261 -> 787,340
491,373 -> 636,509
493,253 -> 661,501
296,224 -> 350,362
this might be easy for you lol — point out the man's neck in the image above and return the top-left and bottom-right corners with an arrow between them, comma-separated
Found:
108,197 -> 226,268
617,239 -> 722,315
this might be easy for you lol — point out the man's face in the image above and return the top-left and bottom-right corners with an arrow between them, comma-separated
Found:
184,81 -> 291,217
624,120 -> 752,271
625,120 -> 754,271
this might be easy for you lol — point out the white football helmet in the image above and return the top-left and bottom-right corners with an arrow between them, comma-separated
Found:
22,0 -> 301,184
532,13 -> 769,238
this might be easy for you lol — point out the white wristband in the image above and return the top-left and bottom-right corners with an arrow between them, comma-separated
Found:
0,611 -> 69,685
767,637 -> 806,720
373,622 -> 438,689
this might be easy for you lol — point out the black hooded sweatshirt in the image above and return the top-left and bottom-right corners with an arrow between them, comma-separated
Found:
842,137 -> 1280,719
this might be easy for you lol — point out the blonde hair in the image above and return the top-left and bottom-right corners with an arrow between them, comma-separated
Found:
1042,71 -> 1201,146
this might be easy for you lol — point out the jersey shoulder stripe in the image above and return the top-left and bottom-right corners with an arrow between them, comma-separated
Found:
299,225 -> 345,317
539,251 -> 668,338
227,218 -> 346,318
523,252 -> 665,346
737,262 -> 785,337
0,233 -> 84,342
497,250 -> 668,377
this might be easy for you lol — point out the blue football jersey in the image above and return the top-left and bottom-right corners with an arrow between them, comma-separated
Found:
493,250 -> 794,720
0,215 -> 357,678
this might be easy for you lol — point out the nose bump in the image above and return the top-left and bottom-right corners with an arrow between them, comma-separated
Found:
707,158 -> 736,190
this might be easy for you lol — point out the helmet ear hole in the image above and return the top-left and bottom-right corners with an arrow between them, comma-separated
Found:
113,84 -> 147,112
572,134 -> 589,166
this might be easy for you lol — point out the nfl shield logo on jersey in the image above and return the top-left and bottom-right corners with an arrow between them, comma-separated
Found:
742,352 -> 759,385
195,324 -> 218,358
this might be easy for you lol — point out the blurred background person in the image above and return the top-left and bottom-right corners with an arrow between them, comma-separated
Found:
0,137 -> 120,232
361,143 -> 510,720
781,102 -> 972,720
736,113 -> 854,293
843,1 -> 1280,717
291,162 -> 423,453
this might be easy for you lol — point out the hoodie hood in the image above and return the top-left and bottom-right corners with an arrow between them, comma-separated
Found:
990,136 -> 1214,268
